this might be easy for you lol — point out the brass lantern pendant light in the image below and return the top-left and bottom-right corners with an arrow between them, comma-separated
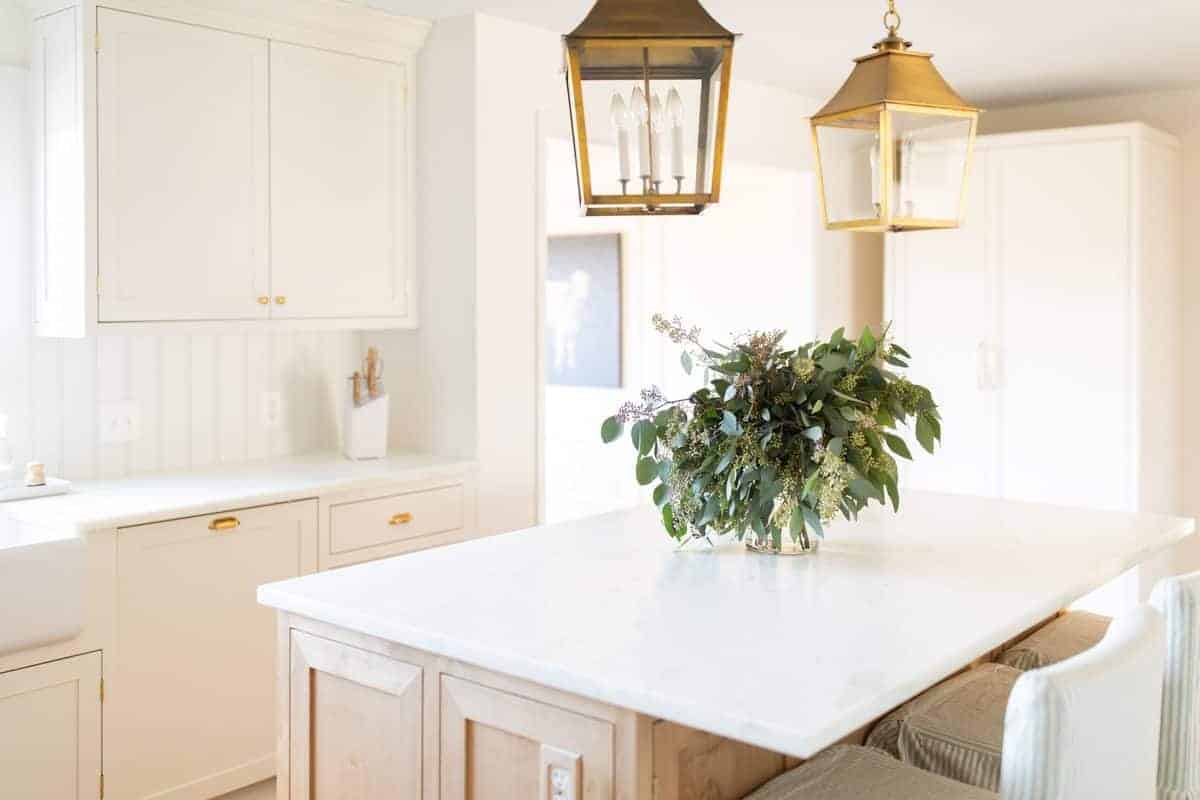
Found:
563,0 -> 737,216
812,0 -> 980,233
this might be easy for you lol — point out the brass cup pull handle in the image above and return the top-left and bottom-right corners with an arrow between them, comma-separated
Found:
209,517 -> 241,532
388,512 -> 413,526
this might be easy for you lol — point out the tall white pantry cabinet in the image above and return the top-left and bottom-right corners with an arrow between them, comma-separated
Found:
886,122 -> 1182,612
28,0 -> 429,335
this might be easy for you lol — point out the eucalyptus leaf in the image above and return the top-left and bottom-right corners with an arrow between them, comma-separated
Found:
883,432 -> 912,460
600,416 -> 622,444
915,415 -> 936,454
653,483 -> 670,508
631,420 -> 658,456
720,411 -> 741,436
680,351 -> 693,374
636,457 -> 659,485
819,353 -> 848,372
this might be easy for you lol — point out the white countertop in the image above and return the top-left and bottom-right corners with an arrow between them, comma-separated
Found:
0,452 -> 474,532
259,492 -> 1194,759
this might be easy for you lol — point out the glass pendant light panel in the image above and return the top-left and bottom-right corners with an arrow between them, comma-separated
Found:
576,45 -> 724,200
888,110 -> 973,223
815,110 -> 884,225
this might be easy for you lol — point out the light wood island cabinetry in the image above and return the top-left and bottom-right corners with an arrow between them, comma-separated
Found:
262,496 -> 1194,800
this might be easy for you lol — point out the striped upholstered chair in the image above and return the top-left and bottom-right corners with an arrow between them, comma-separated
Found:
746,605 -> 1165,800
864,572 -> 1200,799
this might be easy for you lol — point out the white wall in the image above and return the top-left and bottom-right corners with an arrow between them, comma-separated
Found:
979,88 -> 1200,575
0,24 -> 360,482
541,135 -> 817,522
0,2 -> 27,66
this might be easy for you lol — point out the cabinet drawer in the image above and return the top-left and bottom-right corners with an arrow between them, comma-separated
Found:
329,484 -> 464,558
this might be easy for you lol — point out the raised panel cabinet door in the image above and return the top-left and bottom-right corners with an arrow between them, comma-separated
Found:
110,501 -> 317,800
269,42 -> 410,320
441,675 -> 615,800
886,149 -> 998,497
0,651 -> 102,800
993,138 -> 1131,512
97,9 -> 270,322
30,6 -> 86,338
288,631 -> 423,799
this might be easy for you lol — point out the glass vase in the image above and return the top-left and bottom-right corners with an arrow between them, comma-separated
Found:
745,524 -> 819,556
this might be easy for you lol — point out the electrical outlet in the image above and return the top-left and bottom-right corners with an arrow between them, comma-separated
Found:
99,401 -> 141,445
262,391 -> 284,430
540,746 -> 580,800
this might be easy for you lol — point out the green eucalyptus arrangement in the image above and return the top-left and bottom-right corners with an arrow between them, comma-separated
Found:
600,315 -> 942,552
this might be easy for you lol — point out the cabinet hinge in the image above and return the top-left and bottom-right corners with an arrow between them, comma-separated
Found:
99,678 -> 104,703
94,31 -> 101,53
100,773 -> 105,798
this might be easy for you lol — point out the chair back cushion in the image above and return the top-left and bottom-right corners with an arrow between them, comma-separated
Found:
999,605 -> 1165,800
1152,573 -> 1200,800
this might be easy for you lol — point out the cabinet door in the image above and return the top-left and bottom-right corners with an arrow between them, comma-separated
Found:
30,7 -> 85,338
110,502 -> 317,800
288,631 -> 422,799
886,149 -> 998,497
269,42 -> 410,320
0,652 -> 102,800
97,9 -> 269,322
441,675 -> 615,799
994,139 -> 1131,511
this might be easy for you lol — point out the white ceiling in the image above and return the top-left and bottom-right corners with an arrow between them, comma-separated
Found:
369,0 -> 1200,108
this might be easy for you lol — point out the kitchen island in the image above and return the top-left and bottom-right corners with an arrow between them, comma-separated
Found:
259,492 -> 1193,799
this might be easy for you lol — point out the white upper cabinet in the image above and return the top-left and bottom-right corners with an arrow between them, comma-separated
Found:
31,7 -> 85,338
97,10 -> 270,322
270,43 -> 411,320
28,0 -> 430,335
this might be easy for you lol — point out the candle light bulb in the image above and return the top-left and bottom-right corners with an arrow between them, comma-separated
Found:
667,88 -> 686,185
630,86 -> 649,124
650,92 -> 666,133
610,92 -> 633,188
631,86 -> 652,183
667,88 -> 684,127
609,93 -> 630,130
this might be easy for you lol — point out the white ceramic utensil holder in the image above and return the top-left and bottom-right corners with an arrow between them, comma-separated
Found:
344,389 -> 389,461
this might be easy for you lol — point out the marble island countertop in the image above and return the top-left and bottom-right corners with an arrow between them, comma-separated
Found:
259,492 -> 1194,759
0,452 -> 474,532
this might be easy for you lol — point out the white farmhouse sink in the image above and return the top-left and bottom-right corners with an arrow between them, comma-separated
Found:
0,512 -> 84,656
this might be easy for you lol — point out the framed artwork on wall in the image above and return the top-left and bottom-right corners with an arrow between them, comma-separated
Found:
545,233 -> 622,388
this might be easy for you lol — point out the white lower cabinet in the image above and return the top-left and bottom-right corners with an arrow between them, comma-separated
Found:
109,501 -> 318,800
0,652 -> 103,800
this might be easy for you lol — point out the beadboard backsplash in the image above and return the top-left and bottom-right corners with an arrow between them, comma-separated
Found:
1,65 -> 361,482
2,333 -> 360,482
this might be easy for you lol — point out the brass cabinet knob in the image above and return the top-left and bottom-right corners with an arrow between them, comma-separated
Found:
257,296 -> 269,305
209,517 -> 240,532
388,513 -> 413,526
275,296 -> 287,305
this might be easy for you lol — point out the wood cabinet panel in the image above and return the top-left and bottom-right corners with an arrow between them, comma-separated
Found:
289,631 -> 422,800
97,9 -> 270,322
269,42 -> 410,321
441,675 -> 614,800
329,484 -> 464,558
0,652 -> 102,800
110,501 -> 317,800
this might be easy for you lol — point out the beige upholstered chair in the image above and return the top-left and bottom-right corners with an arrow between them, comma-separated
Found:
867,574 -> 1200,799
746,605 -> 1165,800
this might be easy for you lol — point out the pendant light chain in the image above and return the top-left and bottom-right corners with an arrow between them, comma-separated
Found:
884,0 -> 901,34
